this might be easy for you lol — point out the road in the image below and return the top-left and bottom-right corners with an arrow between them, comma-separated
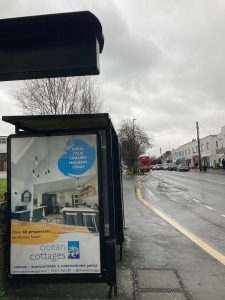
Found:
142,170 -> 225,257
123,173 -> 225,300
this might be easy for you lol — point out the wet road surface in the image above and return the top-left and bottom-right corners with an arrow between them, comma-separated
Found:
143,170 -> 225,256
123,173 -> 225,299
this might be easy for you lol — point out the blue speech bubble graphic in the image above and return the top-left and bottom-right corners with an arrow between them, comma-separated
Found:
58,138 -> 96,176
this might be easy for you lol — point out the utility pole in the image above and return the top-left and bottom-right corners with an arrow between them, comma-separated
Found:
196,121 -> 202,171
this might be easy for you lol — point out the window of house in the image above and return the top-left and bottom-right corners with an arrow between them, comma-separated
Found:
206,142 -> 209,150
0,137 -> 7,144
216,141 -> 218,148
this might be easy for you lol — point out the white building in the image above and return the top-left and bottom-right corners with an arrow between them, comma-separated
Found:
171,139 -> 198,167
216,125 -> 225,167
170,126 -> 225,168
0,136 -> 7,171
200,135 -> 218,168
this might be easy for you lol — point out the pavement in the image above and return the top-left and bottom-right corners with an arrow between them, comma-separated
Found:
189,167 -> 225,175
1,174 -> 225,299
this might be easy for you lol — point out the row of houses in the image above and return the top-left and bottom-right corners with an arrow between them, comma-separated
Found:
1,125 -> 225,171
162,125 -> 225,168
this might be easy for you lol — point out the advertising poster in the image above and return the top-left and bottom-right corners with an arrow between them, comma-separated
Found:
10,134 -> 100,275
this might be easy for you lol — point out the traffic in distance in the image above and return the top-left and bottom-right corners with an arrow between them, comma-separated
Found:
137,155 -> 190,172
152,163 -> 190,172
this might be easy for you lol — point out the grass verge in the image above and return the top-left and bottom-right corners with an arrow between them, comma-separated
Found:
127,170 -> 145,176
0,290 -> 8,300
0,179 -> 6,201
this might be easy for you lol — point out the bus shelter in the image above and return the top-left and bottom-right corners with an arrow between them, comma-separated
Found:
0,11 -> 124,298
3,113 -> 124,297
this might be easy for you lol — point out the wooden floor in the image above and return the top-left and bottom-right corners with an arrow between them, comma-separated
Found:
38,213 -> 63,224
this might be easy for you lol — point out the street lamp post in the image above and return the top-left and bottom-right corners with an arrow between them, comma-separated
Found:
132,119 -> 136,134
132,119 -> 136,172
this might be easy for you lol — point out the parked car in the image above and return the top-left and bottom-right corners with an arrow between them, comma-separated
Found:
152,165 -> 158,170
168,163 -> 177,171
163,163 -> 170,170
157,164 -> 163,170
177,164 -> 190,172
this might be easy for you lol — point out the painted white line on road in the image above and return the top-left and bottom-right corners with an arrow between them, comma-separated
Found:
136,182 -> 225,267
204,205 -> 215,211
193,198 -> 200,203
207,180 -> 225,186
193,200 -> 216,212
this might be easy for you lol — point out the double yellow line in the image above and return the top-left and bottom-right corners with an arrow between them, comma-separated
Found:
136,182 -> 225,266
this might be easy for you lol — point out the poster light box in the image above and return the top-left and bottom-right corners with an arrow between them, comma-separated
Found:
3,114 -> 123,298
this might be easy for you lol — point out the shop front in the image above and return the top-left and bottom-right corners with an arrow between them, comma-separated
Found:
202,156 -> 210,167
192,155 -> 199,168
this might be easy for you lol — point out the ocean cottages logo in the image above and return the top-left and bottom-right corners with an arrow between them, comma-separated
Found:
68,241 -> 80,259
28,242 -> 80,262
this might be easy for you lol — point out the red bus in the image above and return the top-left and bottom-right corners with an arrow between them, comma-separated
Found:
138,155 -> 151,172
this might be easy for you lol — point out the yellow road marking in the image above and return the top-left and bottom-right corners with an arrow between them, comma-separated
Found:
204,205 -> 215,211
136,183 -> 225,266
193,198 -> 200,203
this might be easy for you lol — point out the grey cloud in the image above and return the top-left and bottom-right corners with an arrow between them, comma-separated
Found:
99,6 -> 161,88
0,0 -> 225,157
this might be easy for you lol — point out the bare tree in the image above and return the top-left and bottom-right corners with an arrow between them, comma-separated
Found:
118,119 -> 152,172
13,77 -> 102,115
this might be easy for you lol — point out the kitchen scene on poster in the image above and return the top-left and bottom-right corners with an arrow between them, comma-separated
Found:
10,134 -> 101,274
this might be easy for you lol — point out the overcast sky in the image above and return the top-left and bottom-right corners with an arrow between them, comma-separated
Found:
0,0 -> 225,156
